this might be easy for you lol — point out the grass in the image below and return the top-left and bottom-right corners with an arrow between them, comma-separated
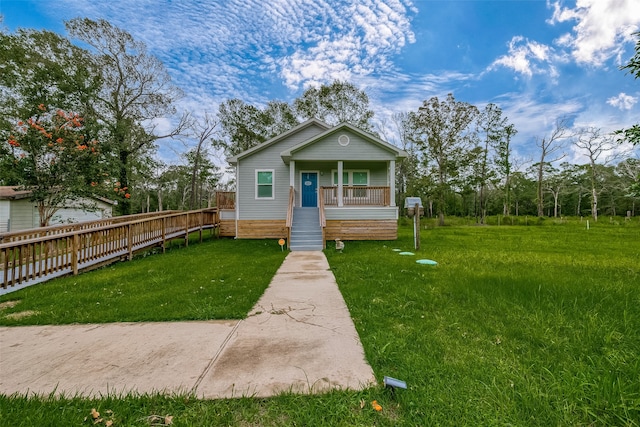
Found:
1,218 -> 639,425
0,237 -> 287,324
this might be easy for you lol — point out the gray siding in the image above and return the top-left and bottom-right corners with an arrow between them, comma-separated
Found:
0,201 -> 9,233
237,124 -> 326,220
325,207 -> 399,220
9,199 -> 38,231
292,130 -> 397,161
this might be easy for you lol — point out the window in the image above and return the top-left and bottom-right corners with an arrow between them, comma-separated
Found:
352,171 -> 368,197
331,170 -> 369,197
256,170 -> 274,199
332,171 -> 349,186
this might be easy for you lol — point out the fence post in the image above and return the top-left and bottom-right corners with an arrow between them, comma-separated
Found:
199,210 -> 203,243
127,223 -> 133,260
72,234 -> 79,275
184,212 -> 189,247
162,216 -> 166,253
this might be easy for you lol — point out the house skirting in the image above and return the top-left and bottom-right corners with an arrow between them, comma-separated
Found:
324,219 -> 397,241
219,219 -> 236,237
236,220 -> 287,239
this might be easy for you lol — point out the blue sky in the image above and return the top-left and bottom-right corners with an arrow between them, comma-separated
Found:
1,0 -> 639,166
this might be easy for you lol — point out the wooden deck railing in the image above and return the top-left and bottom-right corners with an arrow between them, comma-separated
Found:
0,208 -> 218,293
216,191 -> 236,209
321,186 -> 391,206
0,210 -> 182,244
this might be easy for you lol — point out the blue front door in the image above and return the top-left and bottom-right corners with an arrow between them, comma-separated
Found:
301,172 -> 318,207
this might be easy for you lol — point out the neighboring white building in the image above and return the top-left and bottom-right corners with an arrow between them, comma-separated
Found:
0,186 -> 116,233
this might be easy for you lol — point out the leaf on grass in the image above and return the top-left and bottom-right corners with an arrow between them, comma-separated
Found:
105,421 -> 113,427
91,408 -> 100,419
371,400 -> 382,411
359,399 -> 366,409
164,415 -> 173,425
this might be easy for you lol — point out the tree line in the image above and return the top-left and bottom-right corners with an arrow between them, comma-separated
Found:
1,19 -> 638,226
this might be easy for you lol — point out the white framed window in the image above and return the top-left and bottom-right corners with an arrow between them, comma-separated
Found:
255,169 -> 274,199
332,170 -> 369,186
332,169 -> 369,197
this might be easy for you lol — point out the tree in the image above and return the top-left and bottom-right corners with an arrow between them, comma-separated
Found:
0,29 -> 100,127
65,18 -> 188,215
617,31 -> 640,146
215,99 -> 299,157
185,112 -> 220,209
476,103 -> 511,222
495,124 -> 518,216
2,105 -> 105,226
534,118 -> 571,216
0,29 -> 101,188
409,94 -> 479,225
293,80 -> 374,131
573,127 -> 615,221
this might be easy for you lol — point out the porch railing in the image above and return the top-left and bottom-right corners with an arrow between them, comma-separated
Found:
321,186 -> 391,206
1,208 -> 219,293
216,191 -> 236,209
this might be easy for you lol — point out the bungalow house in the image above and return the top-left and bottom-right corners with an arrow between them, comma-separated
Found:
220,119 -> 407,250
0,186 -> 116,233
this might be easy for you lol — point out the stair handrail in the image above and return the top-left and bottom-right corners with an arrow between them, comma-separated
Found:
286,186 -> 295,248
319,186 -> 326,247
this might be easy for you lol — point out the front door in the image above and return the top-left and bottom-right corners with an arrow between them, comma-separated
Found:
301,172 -> 318,207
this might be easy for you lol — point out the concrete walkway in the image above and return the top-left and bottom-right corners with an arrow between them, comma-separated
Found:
0,252 -> 376,399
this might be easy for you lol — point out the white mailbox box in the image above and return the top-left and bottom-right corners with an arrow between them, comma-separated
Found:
404,197 -> 424,217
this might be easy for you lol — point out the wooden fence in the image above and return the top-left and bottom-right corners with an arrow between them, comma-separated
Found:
0,209 -> 219,294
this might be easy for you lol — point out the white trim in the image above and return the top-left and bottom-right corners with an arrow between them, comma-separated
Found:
389,160 -> 396,207
255,169 -> 275,200
290,160 -> 296,187
337,161 -> 344,207
235,162 -> 239,237
300,170 -> 320,207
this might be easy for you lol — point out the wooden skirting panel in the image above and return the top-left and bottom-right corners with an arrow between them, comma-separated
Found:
236,220 -> 287,239
219,220 -> 236,237
324,219 -> 397,241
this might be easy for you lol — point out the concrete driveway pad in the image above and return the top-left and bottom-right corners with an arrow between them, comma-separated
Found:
0,251 -> 375,399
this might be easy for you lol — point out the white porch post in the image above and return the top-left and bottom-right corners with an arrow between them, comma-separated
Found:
389,160 -> 396,207
337,161 -> 344,207
289,160 -> 295,187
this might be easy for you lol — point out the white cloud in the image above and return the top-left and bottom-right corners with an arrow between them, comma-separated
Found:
547,0 -> 640,66
278,0 -> 417,89
607,92 -> 638,110
51,0 -> 416,96
489,36 -> 558,78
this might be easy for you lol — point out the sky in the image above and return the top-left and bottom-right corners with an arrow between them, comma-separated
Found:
1,0 -> 639,167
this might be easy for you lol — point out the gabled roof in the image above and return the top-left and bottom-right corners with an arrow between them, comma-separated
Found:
227,118 -> 331,165
280,122 -> 408,163
0,186 -> 117,205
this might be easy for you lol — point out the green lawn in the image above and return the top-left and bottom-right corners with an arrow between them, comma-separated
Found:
1,218 -> 639,426
0,238 -> 287,324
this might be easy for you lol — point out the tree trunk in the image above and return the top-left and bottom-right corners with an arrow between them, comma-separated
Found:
118,149 -> 131,216
537,161 -> 544,217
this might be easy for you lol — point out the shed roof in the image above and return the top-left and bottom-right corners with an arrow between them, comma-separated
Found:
0,186 -> 117,205
0,186 -> 32,200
